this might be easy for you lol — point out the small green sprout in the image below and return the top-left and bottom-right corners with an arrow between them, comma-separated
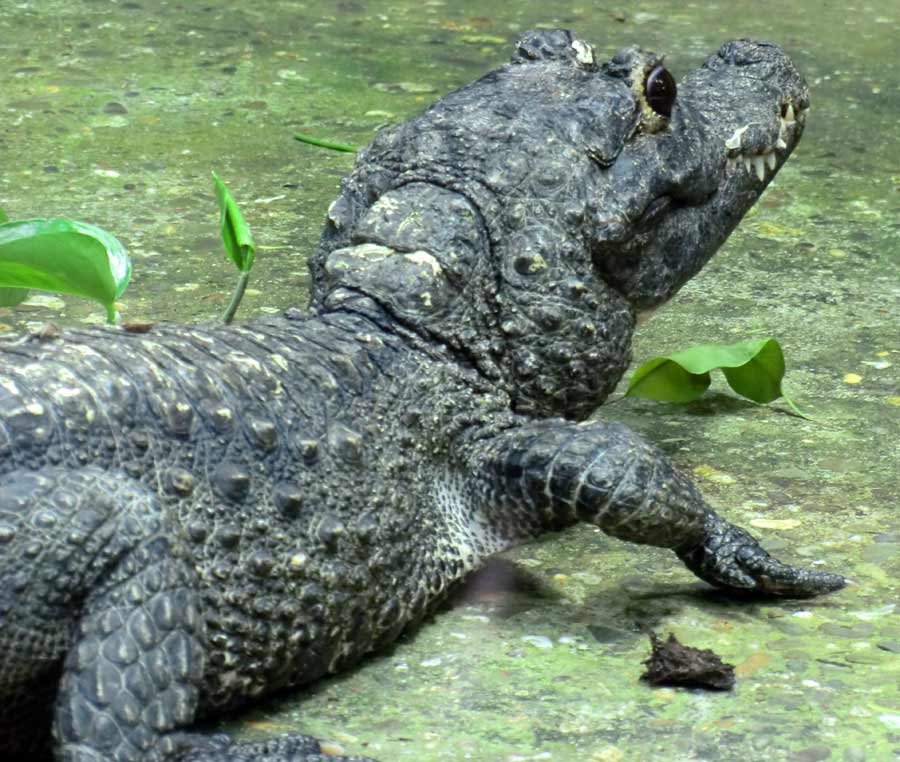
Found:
212,172 -> 256,324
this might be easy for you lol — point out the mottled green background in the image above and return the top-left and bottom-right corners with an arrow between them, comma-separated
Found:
1,2 -> 897,761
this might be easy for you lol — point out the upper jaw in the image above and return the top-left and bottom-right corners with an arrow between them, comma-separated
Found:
722,98 -> 808,183
653,38 -> 809,195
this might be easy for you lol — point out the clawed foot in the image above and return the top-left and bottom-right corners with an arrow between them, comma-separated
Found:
178,733 -> 378,762
676,515 -> 846,598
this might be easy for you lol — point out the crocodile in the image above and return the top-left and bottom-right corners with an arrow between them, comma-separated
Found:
0,29 -> 844,762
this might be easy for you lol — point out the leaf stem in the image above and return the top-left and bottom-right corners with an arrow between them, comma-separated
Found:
781,391 -> 813,421
222,270 -> 250,324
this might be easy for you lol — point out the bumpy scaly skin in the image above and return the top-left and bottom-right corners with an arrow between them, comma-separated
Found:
0,30 -> 843,762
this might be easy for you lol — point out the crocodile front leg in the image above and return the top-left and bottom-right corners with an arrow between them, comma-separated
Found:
468,419 -> 845,597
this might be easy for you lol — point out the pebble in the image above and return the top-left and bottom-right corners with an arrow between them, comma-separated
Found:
791,746 -> 832,762
818,622 -> 874,638
521,635 -> 553,649
277,69 -> 308,81
588,624 -> 632,643
22,294 -> 65,310
751,518 -> 801,530
848,603 -> 895,620
878,713 -> 900,730
374,81 -> 436,94
693,464 -> 737,484
459,34 -> 506,44
861,542 -> 897,563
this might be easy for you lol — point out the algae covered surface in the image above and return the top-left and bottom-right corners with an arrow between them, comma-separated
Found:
1,1 -> 898,760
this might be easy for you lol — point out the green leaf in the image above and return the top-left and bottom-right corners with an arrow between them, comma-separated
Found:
625,355 -> 711,403
625,338 -> 808,416
293,132 -> 359,153
0,210 -> 28,305
718,338 -> 785,403
0,218 -> 131,323
213,172 -> 255,273
0,287 -> 29,307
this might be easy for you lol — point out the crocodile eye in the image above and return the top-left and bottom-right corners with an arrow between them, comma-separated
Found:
644,65 -> 676,118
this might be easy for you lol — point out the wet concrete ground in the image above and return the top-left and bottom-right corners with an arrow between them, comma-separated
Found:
1,1 -> 897,760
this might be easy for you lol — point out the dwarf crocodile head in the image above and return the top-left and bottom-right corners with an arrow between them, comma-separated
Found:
587,35 -> 808,311
312,30 -> 808,419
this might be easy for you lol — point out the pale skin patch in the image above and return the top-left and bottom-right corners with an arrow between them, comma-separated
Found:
326,244 -> 392,272
226,353 -> 264,373
570,39 -> 595,66
269,353 -> 289,372
371,195 -> 401,215
528,254 -> 548,272
52,387 -> 83,400
404,250 -> 442,276
724,124 -> 752,150
289,552 -> 308,568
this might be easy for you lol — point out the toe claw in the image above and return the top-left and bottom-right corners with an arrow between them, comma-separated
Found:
678,515 -> 845,599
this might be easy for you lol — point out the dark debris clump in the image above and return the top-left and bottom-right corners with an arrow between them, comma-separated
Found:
640,632 -> 735,691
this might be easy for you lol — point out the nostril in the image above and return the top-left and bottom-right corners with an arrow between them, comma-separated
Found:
717,39 -> 784,67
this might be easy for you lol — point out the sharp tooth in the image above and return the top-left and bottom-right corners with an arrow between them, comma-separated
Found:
753,155 -> 766,181
784,103 -> 796,123
776,136 -> 788,150
743,156 -> 753,174
765,152 -> 777,170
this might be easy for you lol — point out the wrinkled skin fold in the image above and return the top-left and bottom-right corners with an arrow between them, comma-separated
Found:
0,29 -> 843,762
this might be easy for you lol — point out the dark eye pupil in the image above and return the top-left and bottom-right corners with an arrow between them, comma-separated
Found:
645,66 -> 676,118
